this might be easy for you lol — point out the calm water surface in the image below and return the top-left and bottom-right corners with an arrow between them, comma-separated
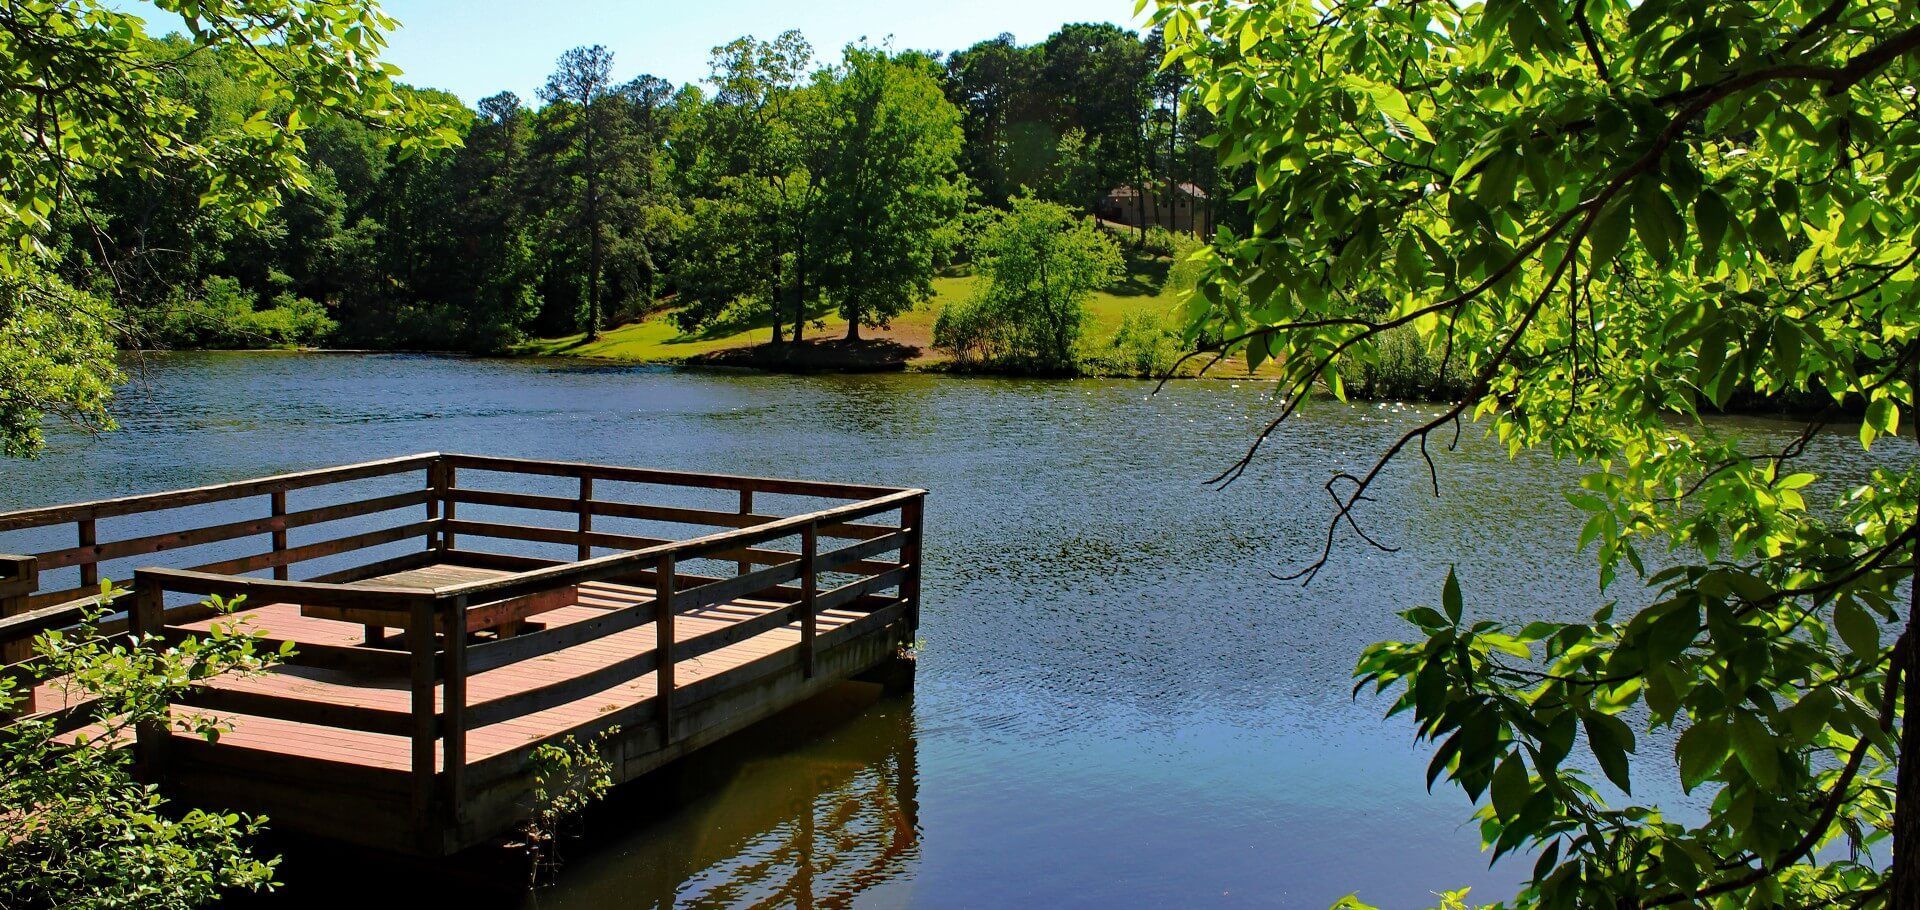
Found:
3,352 -> 1881,908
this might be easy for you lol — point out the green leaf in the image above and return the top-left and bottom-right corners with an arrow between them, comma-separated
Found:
1676,718 -> 1729,792
1834,600 -> 1881,659
1443,568 -> 1463,623
1490,753 -> 1529,819
1729,713 -> 1779,788
1584,713 -> 1634,793
1694,190 -> 1731,263
1865,398 -> 1899,448
1633,179 -> 1685,266
1588,195 -> 1631,267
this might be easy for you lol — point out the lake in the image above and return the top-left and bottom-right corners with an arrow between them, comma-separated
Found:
3,352 -> 1876,908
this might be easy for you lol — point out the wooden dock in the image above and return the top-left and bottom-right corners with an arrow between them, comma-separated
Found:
0,453 -> 924,855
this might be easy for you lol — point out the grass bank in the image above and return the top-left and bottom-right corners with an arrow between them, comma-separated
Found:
519,252 -> 1199,374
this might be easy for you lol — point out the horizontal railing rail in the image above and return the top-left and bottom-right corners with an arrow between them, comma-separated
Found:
0,453 -> 442,533
440,452 -> 903,501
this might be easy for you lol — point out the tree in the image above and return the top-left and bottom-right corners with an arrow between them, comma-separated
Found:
811,46 -> 968,342
1041,23 -> 1150,234
934,196 -> 1122,372
701,30 -> 817,344
944,34 -> 1048,205
1153,0 -> 1920,906
0,0 -> 454,456
1046,127 -> 1104,213
539,45 -> 618,340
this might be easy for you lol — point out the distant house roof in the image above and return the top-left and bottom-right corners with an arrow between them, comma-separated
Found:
1105,182 -> 1208,200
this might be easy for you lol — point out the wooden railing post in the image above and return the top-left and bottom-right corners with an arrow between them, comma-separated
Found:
801,522 -> 818,679
77,518 -> 97,592
577,476 -> 594,562
1,556 -> 39,714
428,461 -> 454,553
737,489 -> 754,576
901,495 -> 924,632
270,490 -> 289,581
130,571 -> 167,782
442,595 -> 468,825
654,553 -> 676,745
406,597 -> 438,842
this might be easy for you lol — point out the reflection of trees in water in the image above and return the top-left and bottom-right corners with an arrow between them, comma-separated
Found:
677,734 -> 919,910
597,688 -> 919,910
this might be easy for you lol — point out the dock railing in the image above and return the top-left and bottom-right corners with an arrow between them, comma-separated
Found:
0,453 -> 924,845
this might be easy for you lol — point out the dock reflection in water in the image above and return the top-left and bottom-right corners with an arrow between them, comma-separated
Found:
534,681 -> 919,910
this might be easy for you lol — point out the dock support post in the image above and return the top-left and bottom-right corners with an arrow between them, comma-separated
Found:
77,518 -> 97,592
443,595 -> 468,827
737,490 -> 754,576
130,572 -> 167,782
270,491 -> 288,581
901,495 -> 924,633
801,522 -> 817,679
654,553 -> 675,747
0,556 -> 36,716
428,461 -> 454,553
0,556 -> 36,667
407,598 -> 438,849
577,477 -> 594,561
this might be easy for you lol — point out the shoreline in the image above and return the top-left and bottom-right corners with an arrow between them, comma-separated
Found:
124,343 -> 1287,383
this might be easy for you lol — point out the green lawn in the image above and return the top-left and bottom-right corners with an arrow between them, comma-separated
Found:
519,251 -> 1189,365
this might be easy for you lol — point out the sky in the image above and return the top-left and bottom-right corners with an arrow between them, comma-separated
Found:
124,0 -> 1146,105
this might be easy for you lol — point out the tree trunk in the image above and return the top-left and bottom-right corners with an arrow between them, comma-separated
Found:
1895,384 -> 1920,907
769,225 -> 786,345
1134,181 -> 1147,245
584,102 -> 602,342
1893,549 -> 1920,906
793,231 -> 807,344
1167,95 -> 1180,235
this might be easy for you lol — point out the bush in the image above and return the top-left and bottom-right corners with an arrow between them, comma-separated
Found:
147,278 -> 336,350
1334,324 -> 1472,401
1082,310 -> 1185,378
1139,225 -> 1181,257
2,592 -> 282,908
1164,233 -> 1208,298
933,196 -> 1124,374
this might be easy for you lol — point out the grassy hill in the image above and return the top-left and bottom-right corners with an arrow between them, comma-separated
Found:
519,252 -> 1190,370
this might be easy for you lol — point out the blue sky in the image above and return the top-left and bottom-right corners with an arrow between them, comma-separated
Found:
125,1 -> 1145,105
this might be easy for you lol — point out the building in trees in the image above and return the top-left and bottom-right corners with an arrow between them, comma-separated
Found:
1099,182 -> 1210,235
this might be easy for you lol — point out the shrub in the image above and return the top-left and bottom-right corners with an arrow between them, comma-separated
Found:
1083,310 -> 1185,378
1,590 -> 283,909
147,278 -> 336,350
1139,225 -> 1181,257
933,196 -> 1124,374
1163,233 -> 1208,298
1334,324 -> 1472,402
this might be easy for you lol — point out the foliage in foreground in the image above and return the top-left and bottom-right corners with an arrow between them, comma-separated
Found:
0,0 -> 454,456
1153,0 -> 1920,906
1,591 -> 287,909
935,197 -> 1124,373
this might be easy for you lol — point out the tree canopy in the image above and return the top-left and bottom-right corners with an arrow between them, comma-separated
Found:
811,46 -> 968,340
0,0 -> 454,455
1153,0 -> 1920,905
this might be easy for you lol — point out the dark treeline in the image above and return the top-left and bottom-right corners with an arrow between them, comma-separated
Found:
53,24 -> 1242,354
